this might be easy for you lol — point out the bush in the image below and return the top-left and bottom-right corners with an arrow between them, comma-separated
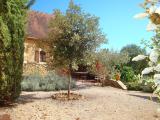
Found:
21,73 -> 42,91
154,87 -> 160,100
21,72 -> 76,91
125,76 -> 156,92
141,78 -> 155,93
126,82 -> 142,91
120,66 -> 136,83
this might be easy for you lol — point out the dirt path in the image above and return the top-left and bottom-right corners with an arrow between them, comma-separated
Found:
0,86 -> 160,120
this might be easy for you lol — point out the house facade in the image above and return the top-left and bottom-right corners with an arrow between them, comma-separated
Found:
24,37 -> 48,64
23,11 -> 53,75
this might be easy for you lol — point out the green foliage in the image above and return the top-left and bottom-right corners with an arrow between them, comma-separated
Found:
126,82 -> 142,91
134,0 -> 160,99
48,1 -> 106,69
21,72 -> 76,91
22,72 -> 42,91
0,0 -> 33,104
48,1 -> 106,98
120,66 -> 136,83
154,87 -> 160,100
148,29 -> 160,98
125,76 -> 156,92
152,29 -> 160,50
121,44 -> 146,59
127,79 -> 155,93
120,44 -> 148,75
141,78 -> 155,93
26,0 -> 36,9
88,49 -> 129,78
132,60 -> 149,75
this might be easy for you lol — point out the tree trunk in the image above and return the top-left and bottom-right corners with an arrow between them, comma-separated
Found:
67,63 -> 72,100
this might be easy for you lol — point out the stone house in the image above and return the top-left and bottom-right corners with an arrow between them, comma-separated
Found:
23,11 -> 53,75
23,11 -> 94,80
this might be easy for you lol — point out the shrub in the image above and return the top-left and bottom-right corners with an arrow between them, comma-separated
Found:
21,72 -> 76,91
126,82 -> 142,91
154,87 -> 160,100
21,73 -> 42,91
120,66 -> 136,83
141,78 -> 155,93
125,76 -> 156,92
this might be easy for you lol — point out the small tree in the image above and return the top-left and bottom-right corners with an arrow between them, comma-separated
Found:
48,0 -> 106,99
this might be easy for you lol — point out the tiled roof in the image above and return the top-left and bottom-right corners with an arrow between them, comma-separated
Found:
27,11 -> 54,39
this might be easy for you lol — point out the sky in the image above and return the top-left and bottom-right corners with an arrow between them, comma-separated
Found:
31,0 -> 154,51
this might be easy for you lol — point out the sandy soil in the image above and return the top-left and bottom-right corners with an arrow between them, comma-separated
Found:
0,86 -> 160,120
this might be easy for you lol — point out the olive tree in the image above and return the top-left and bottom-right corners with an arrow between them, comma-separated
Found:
48,0 -> 106,99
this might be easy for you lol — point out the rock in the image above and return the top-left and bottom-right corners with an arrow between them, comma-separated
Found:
104,79 -> 127,90
117,81 -> 127,90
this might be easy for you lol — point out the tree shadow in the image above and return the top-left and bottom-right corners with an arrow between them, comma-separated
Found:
128,94 -> 159,103
18,93 -> 51,104
0,93 -> 51,108
74,80 -> 100,90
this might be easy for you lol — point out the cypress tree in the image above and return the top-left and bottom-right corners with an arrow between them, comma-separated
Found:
0,0 -> 29,104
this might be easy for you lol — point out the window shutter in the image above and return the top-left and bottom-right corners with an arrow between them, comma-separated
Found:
35,51 -> 39,63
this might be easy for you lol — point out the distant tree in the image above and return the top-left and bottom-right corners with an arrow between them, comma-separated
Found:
120,44 -> 148,74
88,49 -> 129,79
120,44 -> 146,59
0,0 -> 35,104
48,0 -> 106,99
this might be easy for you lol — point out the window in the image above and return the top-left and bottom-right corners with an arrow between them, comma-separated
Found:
40,51 -> 46,62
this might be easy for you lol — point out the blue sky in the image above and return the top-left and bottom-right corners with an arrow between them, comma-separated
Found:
31,0 -> 154,51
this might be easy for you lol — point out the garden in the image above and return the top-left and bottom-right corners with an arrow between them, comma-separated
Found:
0,0 -> 160,120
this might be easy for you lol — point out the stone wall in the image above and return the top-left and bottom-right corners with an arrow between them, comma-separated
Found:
23,63 -> 48,76
24,38 -> 37,63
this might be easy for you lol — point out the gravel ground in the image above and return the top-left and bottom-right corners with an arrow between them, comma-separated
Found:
0,86 -> 160,120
